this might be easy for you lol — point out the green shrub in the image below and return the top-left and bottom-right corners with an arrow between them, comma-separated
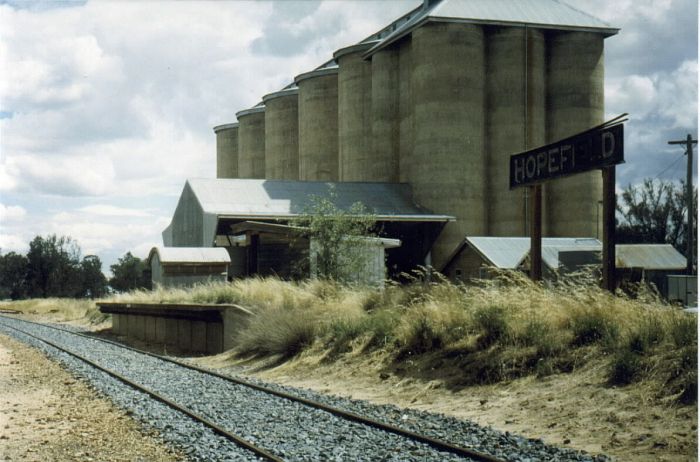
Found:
628,316 -> 665,354
397,315 -> 443,357
570,309 -> 619,347
474,305 -> 509,348
609,350 -> 645,385
669,313 -> 698,348
237,307 -> 316,358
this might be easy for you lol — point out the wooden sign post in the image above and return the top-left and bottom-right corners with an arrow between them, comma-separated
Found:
509,115 -> 626,290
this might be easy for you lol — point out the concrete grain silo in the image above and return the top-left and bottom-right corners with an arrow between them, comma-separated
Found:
486,27 -> 546,236
236,106 -> 266,179
546,32 -> 605,238
295,66 -> 339,181
370,45 -> 401,183
408,22 -> 486,269
397,39 -> 413,184
213,123 -> 239,179
262,87 -> 299,180
334,42 -> 376,181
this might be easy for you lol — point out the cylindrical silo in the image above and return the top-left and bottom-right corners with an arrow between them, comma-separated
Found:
371,45 -> 400,183
409,22 -> 486,269
398,38 -> 413,184
546,31 -> 604,237
262,87 -> 299,180
213,123 -> 239,179
334,42 -> 376,181
236,106 -> 266,179
295,67 -> 339,181
486,27 -> 546,236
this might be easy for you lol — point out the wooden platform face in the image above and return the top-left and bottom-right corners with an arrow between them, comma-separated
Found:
101,302 -> 251,354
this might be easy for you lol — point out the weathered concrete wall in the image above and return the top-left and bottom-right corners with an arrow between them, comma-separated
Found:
102,303 -> 251,354
336,43 -> 375,181
296,68 -> 339,181
370,46 -> 400,182
214,123 -> 239,179
409,22 -> 486,269
263,89 -> 299,180
237,107 -> 266,179
486,27 -> 546,236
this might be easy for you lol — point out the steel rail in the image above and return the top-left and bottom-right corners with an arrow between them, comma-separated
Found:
0,314 -> 506,462
0,319 -> 282,462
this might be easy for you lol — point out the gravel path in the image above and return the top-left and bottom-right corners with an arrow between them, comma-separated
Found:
0,316 -> 610,462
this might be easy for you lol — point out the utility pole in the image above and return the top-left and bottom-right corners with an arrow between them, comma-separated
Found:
668,134 -> 697,275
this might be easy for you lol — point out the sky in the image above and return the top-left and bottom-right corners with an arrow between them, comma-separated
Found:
0,0 -> 697,275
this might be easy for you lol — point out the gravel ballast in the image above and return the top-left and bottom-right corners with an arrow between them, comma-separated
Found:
0,316 -> 610,462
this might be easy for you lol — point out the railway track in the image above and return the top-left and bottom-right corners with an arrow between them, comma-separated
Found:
0,314 -> 505,462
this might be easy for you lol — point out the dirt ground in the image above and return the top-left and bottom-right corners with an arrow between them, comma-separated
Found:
0,333 -> 182,462
196,349 -> 698,462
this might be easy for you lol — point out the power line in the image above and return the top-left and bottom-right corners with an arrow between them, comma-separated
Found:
654,151 -> 686,180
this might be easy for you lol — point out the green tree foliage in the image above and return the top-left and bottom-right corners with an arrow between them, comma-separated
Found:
109,252 -> 149,293
25,234 -> 83,298
80,255 -> 108,298
617,178 -> 697,267
292,189 -> 376,283
0,251 -> 28,300
1,236 -> 109,299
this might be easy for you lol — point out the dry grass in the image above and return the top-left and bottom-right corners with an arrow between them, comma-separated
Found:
0,298 -> 109,325
108,273 -> 698,404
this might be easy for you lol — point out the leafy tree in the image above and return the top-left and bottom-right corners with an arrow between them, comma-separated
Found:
617,178 -> 697,268
292,189 -> 377,283
80,255 -> 108,298
109,252 -> 149,292
0,251 -> 28,300
25,235 -> 83,298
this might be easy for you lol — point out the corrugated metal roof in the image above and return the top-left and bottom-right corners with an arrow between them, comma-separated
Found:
466,236 -> 601,268
540,244 -> 601,270
186,178 -> 454,222
149,246 -> 231,264
616,244 -> 687,270
366,0 -> 618,57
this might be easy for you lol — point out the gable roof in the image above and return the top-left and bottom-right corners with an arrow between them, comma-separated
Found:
616,244 -> 687,270
366,0 -> 618,57
463,236 -> 601,269
185,178 -> 454,222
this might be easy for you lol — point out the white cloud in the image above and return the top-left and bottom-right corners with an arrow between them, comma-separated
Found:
0,203 -> 26,222
78,204 -> 152,217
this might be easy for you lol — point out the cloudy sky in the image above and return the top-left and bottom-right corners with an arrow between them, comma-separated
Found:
0,0 -> 697,274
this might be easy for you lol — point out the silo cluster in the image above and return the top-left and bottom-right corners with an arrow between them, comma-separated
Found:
212,0 -> 615,269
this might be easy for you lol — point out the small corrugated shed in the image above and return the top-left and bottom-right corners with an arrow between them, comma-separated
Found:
616,244 -> 686,270
148,247 -> 231,288
462,236 -> 601,269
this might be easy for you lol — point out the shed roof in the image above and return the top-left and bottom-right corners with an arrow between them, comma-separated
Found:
186,178 -> 454,222
616,244 -> 687,270
366,0 -> 618,57
464,236 -> 601,269
148,246 -> 231,265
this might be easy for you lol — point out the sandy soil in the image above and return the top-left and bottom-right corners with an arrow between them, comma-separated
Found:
0,333 -> 183,462
196,350 -> 698,462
